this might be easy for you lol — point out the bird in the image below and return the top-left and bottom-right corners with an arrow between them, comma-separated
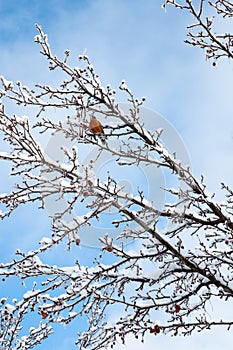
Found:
89,116 -> 106,144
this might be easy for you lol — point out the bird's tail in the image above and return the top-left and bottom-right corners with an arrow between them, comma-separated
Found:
99,133 -> 106,144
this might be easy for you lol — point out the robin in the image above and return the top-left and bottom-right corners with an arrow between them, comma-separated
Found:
89,116 -> 106,144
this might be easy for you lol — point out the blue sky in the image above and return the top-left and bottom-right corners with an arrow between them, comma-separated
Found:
0,0 -> 233,349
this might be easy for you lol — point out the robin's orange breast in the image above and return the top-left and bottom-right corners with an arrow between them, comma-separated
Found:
89,118 -> 104,134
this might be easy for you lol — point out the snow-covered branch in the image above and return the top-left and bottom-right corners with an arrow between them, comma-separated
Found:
162,0 -> 233,64
0,22 -> 232,349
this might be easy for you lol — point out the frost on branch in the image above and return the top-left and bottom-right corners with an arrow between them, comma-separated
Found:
0,24 -> 233,350
162,0 -> 233,65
